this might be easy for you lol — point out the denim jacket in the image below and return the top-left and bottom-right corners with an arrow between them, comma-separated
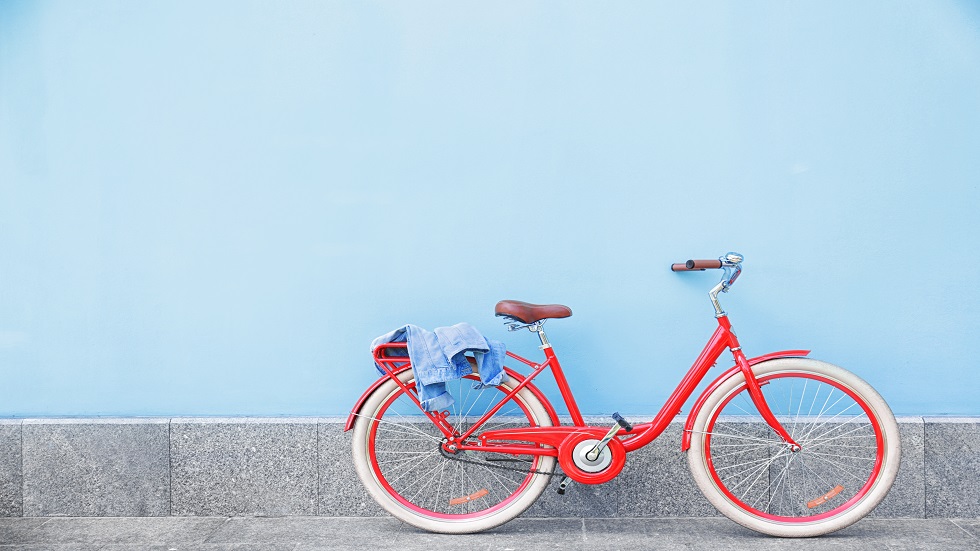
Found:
371,323 -> 505,411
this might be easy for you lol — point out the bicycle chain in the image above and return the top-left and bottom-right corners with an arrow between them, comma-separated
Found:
441,450 -> 556,476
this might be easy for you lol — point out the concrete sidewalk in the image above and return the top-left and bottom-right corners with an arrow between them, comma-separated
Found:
0,517 -> 977,551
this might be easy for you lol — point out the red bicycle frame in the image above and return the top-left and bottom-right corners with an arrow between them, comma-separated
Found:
349,313 -> 808,458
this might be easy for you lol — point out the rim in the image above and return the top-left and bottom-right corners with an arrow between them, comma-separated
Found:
703,371 -> 885,523
366,375 -> 543,520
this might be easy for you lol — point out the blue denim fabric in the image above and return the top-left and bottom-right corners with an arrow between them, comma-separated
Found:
370,323 -> 505,411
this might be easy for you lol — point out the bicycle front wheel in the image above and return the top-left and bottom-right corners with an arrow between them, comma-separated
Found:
351,369 -> 556,534
687,358 -> 900,537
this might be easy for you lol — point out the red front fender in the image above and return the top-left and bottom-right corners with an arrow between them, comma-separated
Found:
344,365 -> 561,432
680,349 -> 810,451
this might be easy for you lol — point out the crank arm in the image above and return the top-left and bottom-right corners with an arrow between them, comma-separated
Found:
585,413 -> 633,461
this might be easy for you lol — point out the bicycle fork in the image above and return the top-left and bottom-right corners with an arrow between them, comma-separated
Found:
729,337 -> 801,451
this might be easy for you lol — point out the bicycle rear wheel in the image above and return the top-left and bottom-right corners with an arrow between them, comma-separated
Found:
351,369 -> 556,533
687,358 -> 900,537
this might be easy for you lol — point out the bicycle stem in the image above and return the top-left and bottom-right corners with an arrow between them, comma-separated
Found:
709,281 -> 727,317
709,256 -> 742,317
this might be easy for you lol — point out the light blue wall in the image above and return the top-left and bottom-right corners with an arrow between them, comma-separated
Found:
2,1 -> 978,417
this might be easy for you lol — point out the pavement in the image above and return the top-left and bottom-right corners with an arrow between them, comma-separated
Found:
1,517 -> 978,551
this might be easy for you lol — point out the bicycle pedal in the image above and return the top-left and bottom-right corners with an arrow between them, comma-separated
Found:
556,476 -> 572,495
612,412 -> 633,433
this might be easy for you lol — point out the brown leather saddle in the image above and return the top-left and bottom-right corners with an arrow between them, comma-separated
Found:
494,300 -> 572,325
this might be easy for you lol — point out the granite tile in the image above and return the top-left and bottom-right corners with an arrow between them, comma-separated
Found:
171,418 -> 318,516
949,518 -> 980,539
11,516 -> 227,545
0,545 -> 102,551
22,419 -> 170,516
0,420 -> 23,516
206,517 -> 399,544
4,415 -> 969,523
101,545 -> 297,551
0,517 -> 48,544
871,417 -> 924,518
524,467 -> 619,518
317,421 -> 384,517
616,421 -> 717,517
0,517 -> 976,550
853,519 -> 980,551
583,517 -> 980,551
208,516 -> 583,549
924,417 -> 980,517
360,517 -> 583,551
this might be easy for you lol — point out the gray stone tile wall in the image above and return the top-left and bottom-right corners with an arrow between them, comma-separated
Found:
21,418 -> 170,516
4,517 -> 228,546
0,420 -> 22,516
317,420 -> 384,517
3,416 -> 978,518
614,421 -> 716,518
924,417 -> 980,518
170,418 -> 318,516
871,417 -> 925,518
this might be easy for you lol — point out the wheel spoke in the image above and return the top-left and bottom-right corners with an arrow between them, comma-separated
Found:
765,454 -> 796,512
715,455 -> 781,473
356,373 -> 553,524
358,413 -> 442,442
694,430 -> 779,445
691,364 -> 894,535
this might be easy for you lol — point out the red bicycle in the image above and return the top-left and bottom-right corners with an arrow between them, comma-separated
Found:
346,253 -> 900,537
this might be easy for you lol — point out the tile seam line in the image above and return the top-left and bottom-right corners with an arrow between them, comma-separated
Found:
948,519 -> 978,540
919,416 -> 925,519
316,421 -> 321,516
202,516 -> 233,544
19,419 -> 25,519
168,418 -> 173,517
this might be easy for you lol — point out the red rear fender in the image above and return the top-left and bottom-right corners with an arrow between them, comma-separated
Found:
344,365 -> 412,431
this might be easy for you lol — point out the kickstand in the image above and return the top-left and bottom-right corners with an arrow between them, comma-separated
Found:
556,476 -> 572,495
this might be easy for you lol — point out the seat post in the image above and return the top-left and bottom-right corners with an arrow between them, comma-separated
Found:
530,321 -> 584,426
532,324 -> 551,349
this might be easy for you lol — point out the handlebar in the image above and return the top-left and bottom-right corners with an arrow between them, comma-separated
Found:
671,252 -> 745,316
671,259 -> 723,271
